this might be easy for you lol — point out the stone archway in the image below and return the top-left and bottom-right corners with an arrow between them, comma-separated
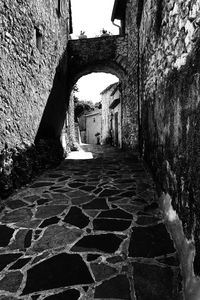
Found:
35,35 -> 128,146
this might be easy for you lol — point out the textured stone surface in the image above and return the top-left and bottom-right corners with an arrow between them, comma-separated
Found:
0,271 -> 23,292
22,253 -> 94,294
128,224 -> 175,258
31,225 -> 83,252
35,205 -> 67,219
133,262 -> 178,300
94,275 -> 131,299
1,208 -> 32,224
0,0 -> 71,197
135,0 -> 200,273
90,263 -> 117,281
0,145 -> 181,298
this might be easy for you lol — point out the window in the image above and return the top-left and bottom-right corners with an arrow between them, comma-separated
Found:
35,27 -> 43,52
93,118 -> 95,123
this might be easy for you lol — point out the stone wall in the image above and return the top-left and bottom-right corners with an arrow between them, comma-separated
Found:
67,34 -> 139,149
137,0 -> 200,275
0,0 -> 70,198
67,35 -> 128,86
121,0 -> 139,149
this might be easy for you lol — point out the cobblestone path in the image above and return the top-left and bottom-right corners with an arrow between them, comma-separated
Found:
0,145 -> 181,300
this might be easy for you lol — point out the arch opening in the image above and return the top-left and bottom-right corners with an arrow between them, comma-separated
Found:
61,71 -> 122,156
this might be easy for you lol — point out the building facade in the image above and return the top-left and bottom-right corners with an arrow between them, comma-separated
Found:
85,111 -> 102,145
101,82 -> 122,148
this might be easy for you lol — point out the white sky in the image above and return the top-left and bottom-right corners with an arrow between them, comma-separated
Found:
71,0 -> 119,38
70,0 -> 119,103
75,73 -> 118,103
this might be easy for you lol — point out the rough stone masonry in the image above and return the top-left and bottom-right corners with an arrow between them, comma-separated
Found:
0,0 -> 71,196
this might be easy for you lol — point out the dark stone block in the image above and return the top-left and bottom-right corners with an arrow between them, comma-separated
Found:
79,185 -> 96,192
144,202 -> 159,212
0,254 -> 23,271
63,206 -> 90,229
97,208 -> 132,219
48,173 -> 63,178
91,262 -> 117,281
93,218 -> 132,231
31,295 -> 40,300
87,254 -> 101,262
93,187 -> 103,194
120,191 -> 136,197
117,179 -> 136,184
39,216 -> 60,228
106,256 -> 124,264
68,182 -> 85,188
24,195 -> 41,203
128,224 -> 175,258
0,225 -> 15,247
57,176 -> 71,182
0,297 -> 19,300
133,262 -> 177,300
71,234 -> 124,253
136,216 -> 160,225
82,197 -> 109,209
22,253 -> 94,295
24,230 -> 32,248
99,189 -> 120,197
6,200 -> 26,209
37,198 -> 50,205
94,275 -> 131,299
9,257 -> 32,270
30,182 -> 54,188
71,195 -> 94,205
44,289 -> 80,300
157,255 -> 180,267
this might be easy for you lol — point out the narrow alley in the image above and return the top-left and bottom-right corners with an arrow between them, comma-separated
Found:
0,145 -> 181,300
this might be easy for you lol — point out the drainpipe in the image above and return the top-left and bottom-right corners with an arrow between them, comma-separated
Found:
112,20 -> 121,35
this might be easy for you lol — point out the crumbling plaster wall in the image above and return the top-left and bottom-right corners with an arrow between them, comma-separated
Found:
0,0 -> 69,150
138,0 -> 200,275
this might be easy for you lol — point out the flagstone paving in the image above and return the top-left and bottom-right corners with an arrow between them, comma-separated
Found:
0,145 -> 182,299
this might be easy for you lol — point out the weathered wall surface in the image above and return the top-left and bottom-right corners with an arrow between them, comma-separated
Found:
0,0 -> 70,197
0,0 -> 69,149
138,0 -> 200,275
121,0 -> 139,148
